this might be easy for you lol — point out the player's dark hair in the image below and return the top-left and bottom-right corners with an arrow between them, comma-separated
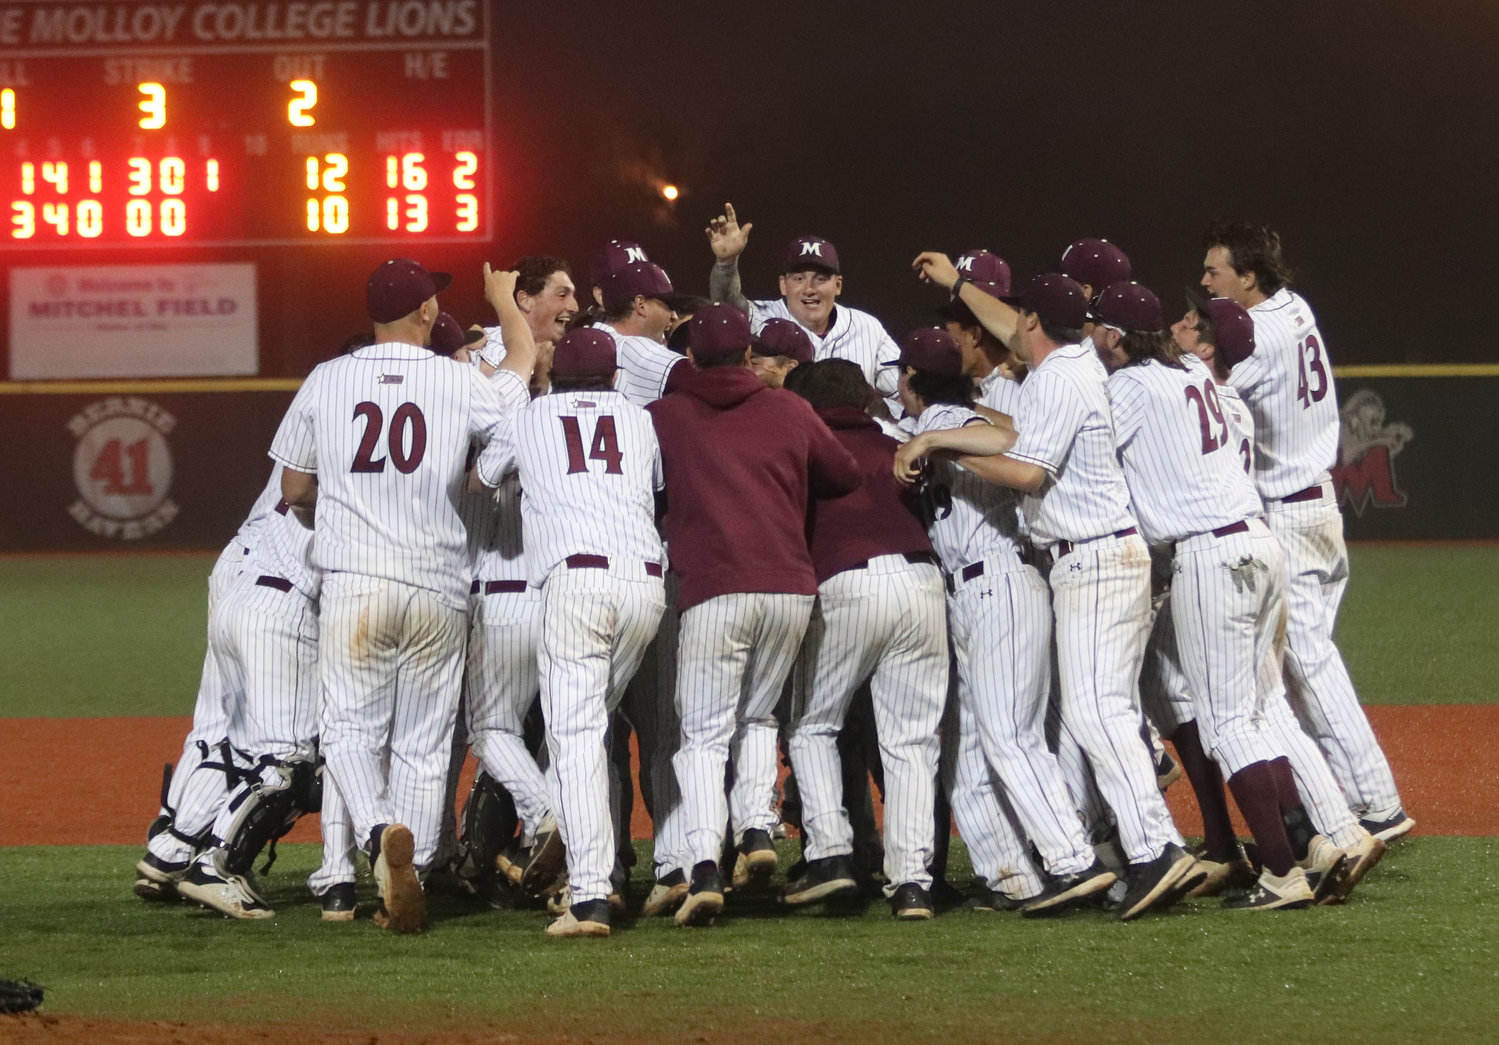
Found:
788,359 -> 870,411
1203,220 -> 1293,296
781,359 -> 814,396
1117,330 -> 1186,367
603,300 -> 637,323
1037,316 -> 1085,346
550,373 -> 615,392
514,255 -> 573,299
339,332 -> 374,355
568,304 -> 607,331
667,322 -> 693,354
908,370 -> 976,406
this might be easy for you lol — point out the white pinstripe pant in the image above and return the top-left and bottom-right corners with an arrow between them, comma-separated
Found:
1265,494 -> 1401,819
466,587 -> 550,842
789,557 -> 947,889
319,573 -> 467,869
538,567 -> 665,904
951,555 -> 1096,876
1170,522 -> 1286,776
1049,534 -> 1183,864
673,592 -> 813,867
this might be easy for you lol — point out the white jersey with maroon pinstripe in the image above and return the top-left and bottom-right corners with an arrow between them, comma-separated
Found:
749,298 -> 901,406
268,343 -> 528,610
1217,382 -> 1256,477
1007,343 -> 1137,547
1107,354 -> 1263,545
977,368 -> 1024,415
476,389 -> 664,586
1230,287 -> 1339,500
581,320 -> 683,408
908,403 -> 1025,570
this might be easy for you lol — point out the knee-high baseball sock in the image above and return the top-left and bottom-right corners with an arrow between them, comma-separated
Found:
1227,762 -> 1296,876
1169,723 -> 1236,860
1268,756 -> 1316,860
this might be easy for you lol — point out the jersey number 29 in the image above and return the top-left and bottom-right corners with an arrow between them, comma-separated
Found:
559,415 -> 624,474
1183,380 -> 1230,455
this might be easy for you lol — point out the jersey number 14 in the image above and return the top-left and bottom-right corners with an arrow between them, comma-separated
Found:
559,415 -> 624,474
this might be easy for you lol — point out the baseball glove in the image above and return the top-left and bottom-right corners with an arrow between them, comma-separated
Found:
0,978 -> 43,1013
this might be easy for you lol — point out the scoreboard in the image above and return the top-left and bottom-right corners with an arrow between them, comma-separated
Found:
0,0 -> 491,248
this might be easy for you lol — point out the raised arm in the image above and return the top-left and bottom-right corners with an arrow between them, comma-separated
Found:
485,264 -> 537,383
912,250 -> 1021,347
706,201 -> 753,313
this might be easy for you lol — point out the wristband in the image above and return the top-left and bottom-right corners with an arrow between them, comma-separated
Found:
951,276 -> 969,299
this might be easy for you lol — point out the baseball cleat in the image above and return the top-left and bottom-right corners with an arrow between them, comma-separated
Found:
320,882 -> 357,922
1020,859 -> 1117,917
545,898 -> 611,938
890,882 -> 934,921
1332,829 -> 1386,903
780,854 -> 858,906
1187,848 -> 1258,898
1298,834 -> 1349,905
177,856 -> 275,920
134,852 -> 189,902
372,823 -> 426,934
674,861 -> 724,928
641,870 -> 689,917
1359,808 -> 1416,844
1156,751 -> 1183,792
1118,843 -> 1202,921
732,829 -> 779,891
963,888 -> 1031,913
1222,865 -> 1314,911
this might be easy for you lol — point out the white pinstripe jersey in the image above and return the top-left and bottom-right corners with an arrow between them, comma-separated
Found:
910,403 -> 1025,570
1217,382 -> 1257,478
459,368 -> 532,584
590,320 -> 686,408
241,462 -> 320,599
268,342 -> 528,610
1229,288 -> 1340,499
1107,355 -> 1264,545
1007,342 -> 1137,547
475,389 -> 664,587
749,298 -> 901,406
977,368 -> 1024,415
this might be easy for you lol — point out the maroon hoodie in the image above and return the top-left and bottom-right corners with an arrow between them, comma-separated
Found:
809,407 -> 935,583
648,366 -> 861,611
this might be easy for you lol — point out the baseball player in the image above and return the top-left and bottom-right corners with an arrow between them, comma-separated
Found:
648,304 -> 861,927
589,240 -> 651,307
269,258 -> 536,933
1059,238 -> 1132,305
474,327 -> 667,937
1090,281 -> 1317,908
780,358 -> 949,919
749,318 -> 815,389
594,262 -> 698,407
706,203 -> 902,413
892,327 -> 1116,916
901,260 -> 1201,921
1201,221 -> 1412,842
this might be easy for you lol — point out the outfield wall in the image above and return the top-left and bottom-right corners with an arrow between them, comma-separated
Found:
1,369 -> 1495,551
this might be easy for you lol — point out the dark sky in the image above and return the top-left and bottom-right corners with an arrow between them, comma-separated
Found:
475,0 -> 1497,365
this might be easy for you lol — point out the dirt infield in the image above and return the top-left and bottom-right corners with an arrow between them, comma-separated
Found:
2,705 -> 1495,846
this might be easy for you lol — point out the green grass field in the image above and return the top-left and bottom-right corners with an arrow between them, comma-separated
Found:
0,839 -> 1495,1043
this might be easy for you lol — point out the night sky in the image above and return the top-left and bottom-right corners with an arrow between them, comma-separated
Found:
475,0 -> 1496,366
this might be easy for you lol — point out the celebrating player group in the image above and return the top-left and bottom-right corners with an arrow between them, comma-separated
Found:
132,203 -> 1413,938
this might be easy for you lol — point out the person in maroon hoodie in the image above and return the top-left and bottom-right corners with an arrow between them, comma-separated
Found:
782,360 -> 949,920
648,304 -> 862,927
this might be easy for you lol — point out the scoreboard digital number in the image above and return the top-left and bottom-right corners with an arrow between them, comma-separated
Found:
0,0 -> 491,248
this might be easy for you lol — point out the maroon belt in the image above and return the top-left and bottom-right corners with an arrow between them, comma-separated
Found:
1211,520 -> 1250,538
1054,527 -> 1138,559
1276,484 -> 1323,504
255,575 -> 293,593
470,579 -> 528,595
846,551 -> 941,572
565,554 -> 664,578
944,560 -> 987,594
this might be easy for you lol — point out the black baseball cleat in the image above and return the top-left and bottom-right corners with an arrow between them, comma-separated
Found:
320,882 -> 357,922
732,828 -> 779,891
1020,859 -> 1118,917
674,861 -> 725,928
177,857 -> 275,920
781,854 -> 859,906
1359,808 -> 1416,843
1118,843 -> 1203,921
546,897 -> 612,938
963,888 -> 1029,913
134,852 -> 189,902
641,869 -> 689,917
890,882 -> 934,921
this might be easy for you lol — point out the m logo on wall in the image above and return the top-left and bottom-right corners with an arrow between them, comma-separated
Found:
67,397 -> 179,540
1331,388 -> 1412,517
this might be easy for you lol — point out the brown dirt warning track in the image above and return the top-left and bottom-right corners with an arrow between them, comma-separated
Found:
1,705 -> 1496,846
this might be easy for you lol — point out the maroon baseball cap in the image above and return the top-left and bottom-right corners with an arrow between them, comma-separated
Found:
367,258 -> 452,323
1199,295 -> 1257,367
689,303 -> 752,359
1059,238 -> 1132,291
885,327 -> 964,377
954,249 -> 1012,296
589,240 -> 650,287
551,327 -> 618,379
1091,282 -> 1164,334
781,235 -> 841,274
753,318 -> 814,364
1003,273 -> 1089,330
599,261 -> 697,312
429,312 -> 485,357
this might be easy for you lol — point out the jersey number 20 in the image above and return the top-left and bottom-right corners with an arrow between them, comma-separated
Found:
559,415 -> 624,474
351,401 -> 427,474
